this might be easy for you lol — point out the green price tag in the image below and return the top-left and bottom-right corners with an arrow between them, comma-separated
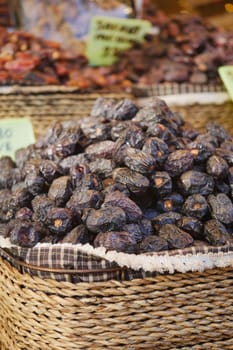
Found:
218,65 -> 233,101
86,16 -> 152,66
0,118 -> 35,159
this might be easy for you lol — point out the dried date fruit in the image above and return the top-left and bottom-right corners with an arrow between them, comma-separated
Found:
177,216 -> 203,239
159,224 -> 194,249
75,174 -> 103,192
113,167 -> 150,195
123,223 -> 145,243
59,154 -> 90,175
0,168 -> 22,189
93,231 -> 137,253
142,137 -> 169,166
151,171 -> 172,197
111,122 -> 145,148
207,122 -> 232,144
215,148 -> 233,166
66,190 -> 103,216
179,170 -> 214,196
102,180 -> 130,196
48,176 -> 72,207
47,207 -> 74,235
81,123 -> 111,142
32,196 -> 55,222
139,218 -> 154,237
86,207 -> 127,233
124,147 -> 156,174
103,190 -> 142,222
206,155 -> 228,178
142,208 -> 160,220
53,134 -> 80,158
8,188 -> 31,211
15,207 -> 33,221
215,180 -> 230,195
208,193 -> 233,224
39,160 -> 60,183
61,225 -> 92,244
113,138 -> 128,165
86,141 -> 116,159
107,99 -> 139,121
25,173 -> 45,196
89,159 -> 114,179
0,156 -> 15,169
182,194 -> 209,219
152,212 -> 181,232
156,192 -> 184,213
165,150 -> 194,177
221,141 -> 233,152
204,219 -> 230,246
138,235 -> 168,253
195,133 -> 218,148
70,163 -> 90,187
9,220 -> 47,247
187,141 -> 214,163
91,98 -> 116,119
147,123 -> 173,141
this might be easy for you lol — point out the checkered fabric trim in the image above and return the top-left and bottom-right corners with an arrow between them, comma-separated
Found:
132,83 -> 225,97
1,241 -> 233,283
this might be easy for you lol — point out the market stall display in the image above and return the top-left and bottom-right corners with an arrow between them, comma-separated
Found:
1,96 -> 233,349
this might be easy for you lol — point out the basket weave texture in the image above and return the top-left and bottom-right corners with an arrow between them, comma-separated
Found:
172,102 -> 233,134
1,256 -> 233,350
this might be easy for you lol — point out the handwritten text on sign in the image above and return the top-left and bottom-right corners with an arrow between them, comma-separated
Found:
0,118 -> 35,159
86,16 -> 152,66
218,65 -> 233,101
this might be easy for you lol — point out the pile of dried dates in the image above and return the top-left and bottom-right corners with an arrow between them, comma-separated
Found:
0,27 -> 129,89
113,14 -> 233,85
0,12 -> 232,89
0,97 -> 233,254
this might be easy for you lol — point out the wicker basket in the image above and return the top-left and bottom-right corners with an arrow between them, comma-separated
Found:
0,86 -> 133,139
1,248 -> 233,350
172,101 -> 233,133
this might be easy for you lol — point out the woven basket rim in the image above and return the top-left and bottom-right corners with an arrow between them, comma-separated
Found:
0,247 -> 126,274
0,84 -> 131,95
